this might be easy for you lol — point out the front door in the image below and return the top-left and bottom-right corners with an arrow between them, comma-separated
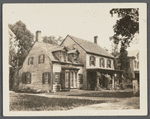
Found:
70,70 -> 78,88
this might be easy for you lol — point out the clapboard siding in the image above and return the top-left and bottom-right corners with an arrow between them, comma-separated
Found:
61,36 -> 87,89
53,63 -> 61,73
19,42 -> 53,92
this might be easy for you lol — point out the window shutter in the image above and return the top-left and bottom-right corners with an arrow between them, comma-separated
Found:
32,57 -> 34,65
94,57 -> 96,66
43,55 -> 45,63
103,59 -> 105,67
42,73 -> 44,84
99,59 -> 101,67
48,73 -> 51,84
90,56 -> 91,66
29,72 -> 31,83
22,73 -> 26,84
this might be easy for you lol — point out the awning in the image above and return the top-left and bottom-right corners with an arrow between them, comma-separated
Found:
87,68 -> 124,75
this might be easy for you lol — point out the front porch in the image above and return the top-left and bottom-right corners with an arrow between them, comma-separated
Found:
87,68 -> 123,91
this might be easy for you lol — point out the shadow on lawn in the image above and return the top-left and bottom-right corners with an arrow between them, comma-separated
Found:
67,92 -> 139,98
10,94 -> 109,111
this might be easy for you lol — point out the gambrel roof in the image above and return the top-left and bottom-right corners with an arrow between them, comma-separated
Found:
34,42 -> 83,65
61,35 -> 114,58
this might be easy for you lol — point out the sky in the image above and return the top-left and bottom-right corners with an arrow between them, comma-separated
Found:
4,3 -> 139,52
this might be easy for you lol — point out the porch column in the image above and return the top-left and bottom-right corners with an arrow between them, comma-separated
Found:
112,75 -> 115,89
97,76 -> 99,88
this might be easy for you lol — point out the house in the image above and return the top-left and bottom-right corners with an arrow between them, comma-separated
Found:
18,31 -> 83,92
128,50 -> 140,82
18,31 -> 123,92
60,35 -> 123,90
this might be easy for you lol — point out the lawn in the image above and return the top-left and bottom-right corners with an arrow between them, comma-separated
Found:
9,93 -> 106,111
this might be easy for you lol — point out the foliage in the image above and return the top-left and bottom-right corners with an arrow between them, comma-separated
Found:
9,21 -> 34,90
110,8 -> 139,48
118,47 -> 132,79
43,36 -> 63,45
9,20 -> 34,68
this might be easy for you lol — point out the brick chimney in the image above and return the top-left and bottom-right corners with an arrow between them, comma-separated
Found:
36,30 -> 42,42
94,36 -> 98,44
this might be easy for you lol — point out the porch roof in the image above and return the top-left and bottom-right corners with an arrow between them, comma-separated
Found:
87,68 -> 124,75
62,66 -> 80,70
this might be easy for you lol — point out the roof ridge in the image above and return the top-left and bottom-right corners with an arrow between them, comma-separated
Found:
68,35 -> 114,58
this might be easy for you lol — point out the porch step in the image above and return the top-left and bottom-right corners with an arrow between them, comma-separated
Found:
70,88 -> 79,92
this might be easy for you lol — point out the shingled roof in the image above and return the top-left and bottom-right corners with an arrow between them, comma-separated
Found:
66,35 -> 114,58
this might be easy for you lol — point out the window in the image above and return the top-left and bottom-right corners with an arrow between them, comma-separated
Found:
22,72 -> 31,84
100,58 -> 105,67
39,54 -> 45,64
28,57 -> 34,65
90,56 -> 96,66
54,72 -> 60,84
42,72 -> 50,84
107,59 -> 111,68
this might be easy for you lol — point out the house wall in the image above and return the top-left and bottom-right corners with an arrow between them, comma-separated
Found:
19,42 -> 53,92
61,36 -> 87,89
86,53 -> 114,70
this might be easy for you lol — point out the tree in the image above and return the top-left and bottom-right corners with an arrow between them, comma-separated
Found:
110,8 -> 139,48
9,21 -> 34,91
9,20 -> 34,68
43,36 -> 63,45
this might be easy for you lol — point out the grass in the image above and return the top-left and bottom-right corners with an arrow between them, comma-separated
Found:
47,90 -> 138,98
10,93 -> 106,111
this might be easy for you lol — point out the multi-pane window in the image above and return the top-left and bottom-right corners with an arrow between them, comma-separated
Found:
90,56 -> 96,66
54,72 -> 60,84
42,72 -> 50,84
107,59 -> 111,68
28,57 -> 34,65
100,58 -> 105,67
22,72 -> 31,84
39,54 -> 45,64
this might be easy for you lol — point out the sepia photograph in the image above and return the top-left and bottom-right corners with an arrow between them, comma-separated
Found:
3,3 -> 147,116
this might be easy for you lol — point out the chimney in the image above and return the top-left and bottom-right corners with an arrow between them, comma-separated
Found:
36,30 -> 42,42
94,36 -> 98,44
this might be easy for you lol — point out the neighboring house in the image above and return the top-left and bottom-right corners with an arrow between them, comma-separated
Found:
18,31 -> 123,92
9,27 -> 18,67
128,50 -> 140,82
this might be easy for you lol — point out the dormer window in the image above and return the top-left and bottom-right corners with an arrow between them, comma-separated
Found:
67,49 -> 79,63
39,54 -> 45,64
90,56 -> 95,66
28,57 -> 34,65
107,59 -> 111,68
60,51 -> 67,62
100,58 -> 105,67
